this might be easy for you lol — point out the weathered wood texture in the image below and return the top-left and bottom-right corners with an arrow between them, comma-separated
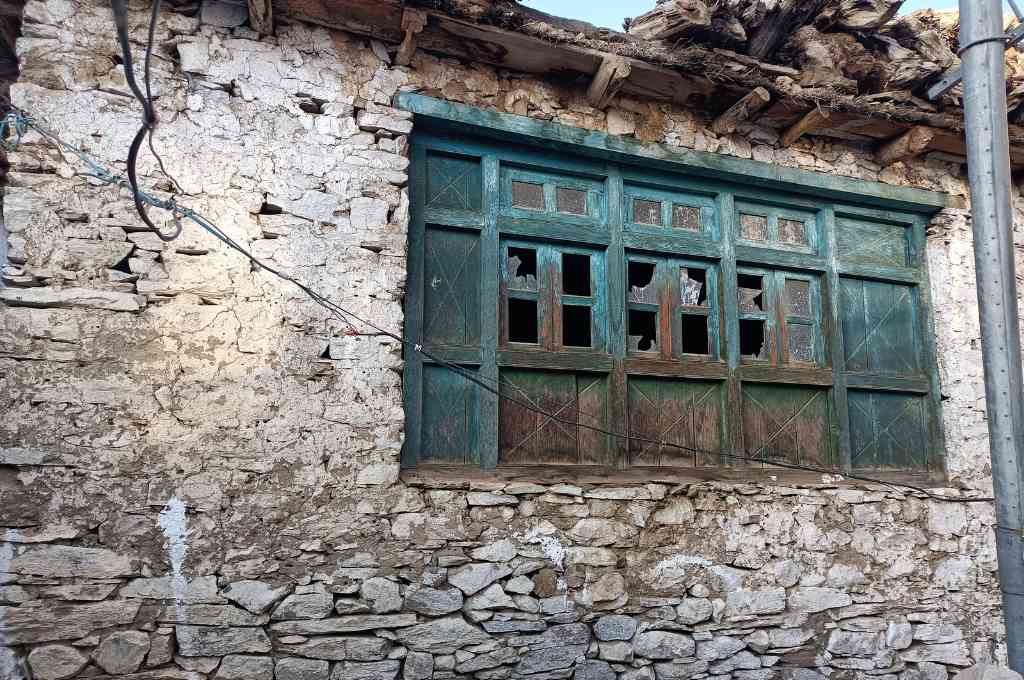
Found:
711,87 -> 771,135
586,56 -> 631,109
876,126 -> 937,165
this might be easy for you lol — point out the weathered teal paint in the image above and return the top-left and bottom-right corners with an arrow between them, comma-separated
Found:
404,100 -> 947,474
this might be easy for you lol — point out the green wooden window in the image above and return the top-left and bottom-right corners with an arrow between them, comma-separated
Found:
403,123 -> 944,477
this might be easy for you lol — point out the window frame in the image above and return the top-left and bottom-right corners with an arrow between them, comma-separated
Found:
400,98 -> 947,485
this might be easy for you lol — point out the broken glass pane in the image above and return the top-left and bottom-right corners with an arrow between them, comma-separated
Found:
740,319 -> 767,359
788,323 -> 814,362
785,279 -> 811,317
680,268 -> 707,307
512,181 -> 544,210
507,248 -> 539,291
740,213 -> 768,241
628,309 -> 657,352
737,274 -> 763,313
628,261 -> 657,304
779,218 -> 808,245
634,199 -> 662,225
673,204 -> 701,231
556,187 -> 587,215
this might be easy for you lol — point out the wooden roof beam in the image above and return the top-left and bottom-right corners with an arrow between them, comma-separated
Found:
712,87 -> 771,135
396,8 -> 427,66
781,108 -> 830,147
247,0 -> 272,34
876,126 -> 937,165
587,55 -> 631,109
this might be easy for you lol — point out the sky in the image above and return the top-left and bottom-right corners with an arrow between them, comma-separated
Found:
520,1 -> 970,31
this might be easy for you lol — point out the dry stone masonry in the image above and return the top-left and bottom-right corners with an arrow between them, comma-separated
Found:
0,0 -> 1023,678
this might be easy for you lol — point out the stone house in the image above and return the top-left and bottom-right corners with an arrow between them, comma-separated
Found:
0,0 -> 1018,678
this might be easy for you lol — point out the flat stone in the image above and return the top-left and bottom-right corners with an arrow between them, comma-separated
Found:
724,588 -> 786,617
504,483 -> 547,495
564,547 -> 617,567
221,580 -> 292,614
7,545 -> 137,578
403,651 -> 433,680
696,636 -> 746,661
94,631 -> 150,675
955,665 -> 1022,680
448,563 -> 513,596
514,644 -> 586,675
653,498 -> 695,525
675,598 -> 713,625
454,647 -> 518,673
403,586 -> 464,616
395,615 -> 492,654
270,614 -> 417,635
465,583 -> 515,610
622,669 -> 656,680
653,661 -> 710,680
0,287 -> 147,312
482,620 -> 547,633
827,630 -> 882,657
214,655 -> 274,680
289,637 -> 389,661
175,625 -> 272,657
505,576 -> 534,595
275,658 -> 330,680
122,576 -> 224,603
900,641 -> 972,666
157,604 -> 269,626
466,492 -> 518,506
0,600 -> 142,644
788,587 -> 853,613
273,589 -> 335,620
27,644 -> 88,680
575,660 -> 615,680
569,519 -> 636,546
330,660 -> 400,680
594,615 -> 637,641
635,631 -> 696,660
471,539 -> 517,562
913,623 -> 963,644
599,640 -> 633,662
360,577 -> 402,614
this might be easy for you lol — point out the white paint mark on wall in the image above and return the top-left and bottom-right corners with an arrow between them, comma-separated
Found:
651,553 -> 712,586
158,498 -> 189,621
522,525 -> 566,571
0,537 -> 26,680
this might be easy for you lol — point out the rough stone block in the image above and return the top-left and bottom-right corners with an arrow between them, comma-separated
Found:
635,631 -> 696,660
275,658 -> 330,680
175,625 -> 272,657
122,576 -> 224,603
222,580 -> 293,614
27,644 -> 88,680
214,655 -> 274,680
395,615 -> 492,654
93,631 -> 151,675
330,660 -> 400,680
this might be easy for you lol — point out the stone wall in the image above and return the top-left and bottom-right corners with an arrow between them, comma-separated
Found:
0,0 -> 1021,679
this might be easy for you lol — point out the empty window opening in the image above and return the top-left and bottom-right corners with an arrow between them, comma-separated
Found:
633,199 -> 662,226
673,204 -> 701,231
508,298 -> 539,343
628,310 -> 657,352
739,319 -> 767,359
779,218 -> 808,245
680,267 -> 707,307
785,279 -> 811,317
563,305 -> 592,348
562,253 -> 591,296
737,274 -> 764,312
512,181 -> 545,210
788,323 -> 815,362
508,247 -> 538,291
556,187 -> 587,215
628,261 -> 657,304
740,213 -> 768,241
681,314 -> 709,355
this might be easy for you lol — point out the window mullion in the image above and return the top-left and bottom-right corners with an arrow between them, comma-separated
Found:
607,165 -> 629,469
720,192 -> 742,467
822,206 -> 852,472
479,155 -> 501,469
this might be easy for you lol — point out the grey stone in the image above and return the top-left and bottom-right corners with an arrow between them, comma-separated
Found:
395,614 -> 492,654
788,587 -> 853,613
653,498 -> 695,524
215,655 -> 274,680
634,631 -> 696,660
175,625 -> 272,656
6,545 -> 137,578
122,576 -> 224,603
913,623 -> 963,644
652,661 -> 709,680
276,658 -> 330,680
675,599 -> 713,625
403,586 -> 464,616
569,519 -> 637,546
222,580 -> 293,614
598,641 -> 633,662
93,631 -> 151,675
482,620 -> 547,633
575,660 -> 615,680
273,589 -> 335,620
506,576 -> 535,595
594,615 -> 637,641
270,614 -> 416,635
288,636 -> 389,661
621,669 -> 656,680
455,647 -> 518,673
330,660 -> 400,680
27,645 -> 88,680
403,651 -> 434,680
466,492 -> 518,506
147,633 -> 174,667
448,563 -> 513,595
696,636 -> 745,661
900,641 -> 972,666
953,665 -> 1021,680
470,539 -> 517,562
360,577 -> 402,614
724,588 -> 786,617
0,287 -> 146,312
465,583 -> 515,610
887,622 -> 914,650
201,0 -> 248,27
916,661 -> 950,680
710,650 -> 761,673
827,630 -> 882,657
514,645 -> 587,674
157,604 -> 269,626
773,560 -> 802,588
511,623 -> 589,649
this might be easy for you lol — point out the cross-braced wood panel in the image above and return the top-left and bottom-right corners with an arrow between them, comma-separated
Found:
741,384 -> 832,467
848,390 -> 928,470
423,229 -> 480,347
840,278 -> 918,375
628,378 -> 722,467
425,153 -> 482,212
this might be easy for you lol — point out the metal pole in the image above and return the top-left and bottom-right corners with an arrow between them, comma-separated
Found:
960,0 -> 1024,669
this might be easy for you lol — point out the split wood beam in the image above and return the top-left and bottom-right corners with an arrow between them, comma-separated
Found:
876,126 -> 937,165
587,55 -> 631,109
396,8 -> 427,66
781,108 -> 830,147
247,0 -> 273,35
712,87 -> 771,135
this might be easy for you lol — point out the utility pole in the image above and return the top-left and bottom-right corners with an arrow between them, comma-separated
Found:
959,0 -> 1024,669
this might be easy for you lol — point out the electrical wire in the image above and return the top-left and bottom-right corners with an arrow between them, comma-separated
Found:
0,108 -> 995,505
